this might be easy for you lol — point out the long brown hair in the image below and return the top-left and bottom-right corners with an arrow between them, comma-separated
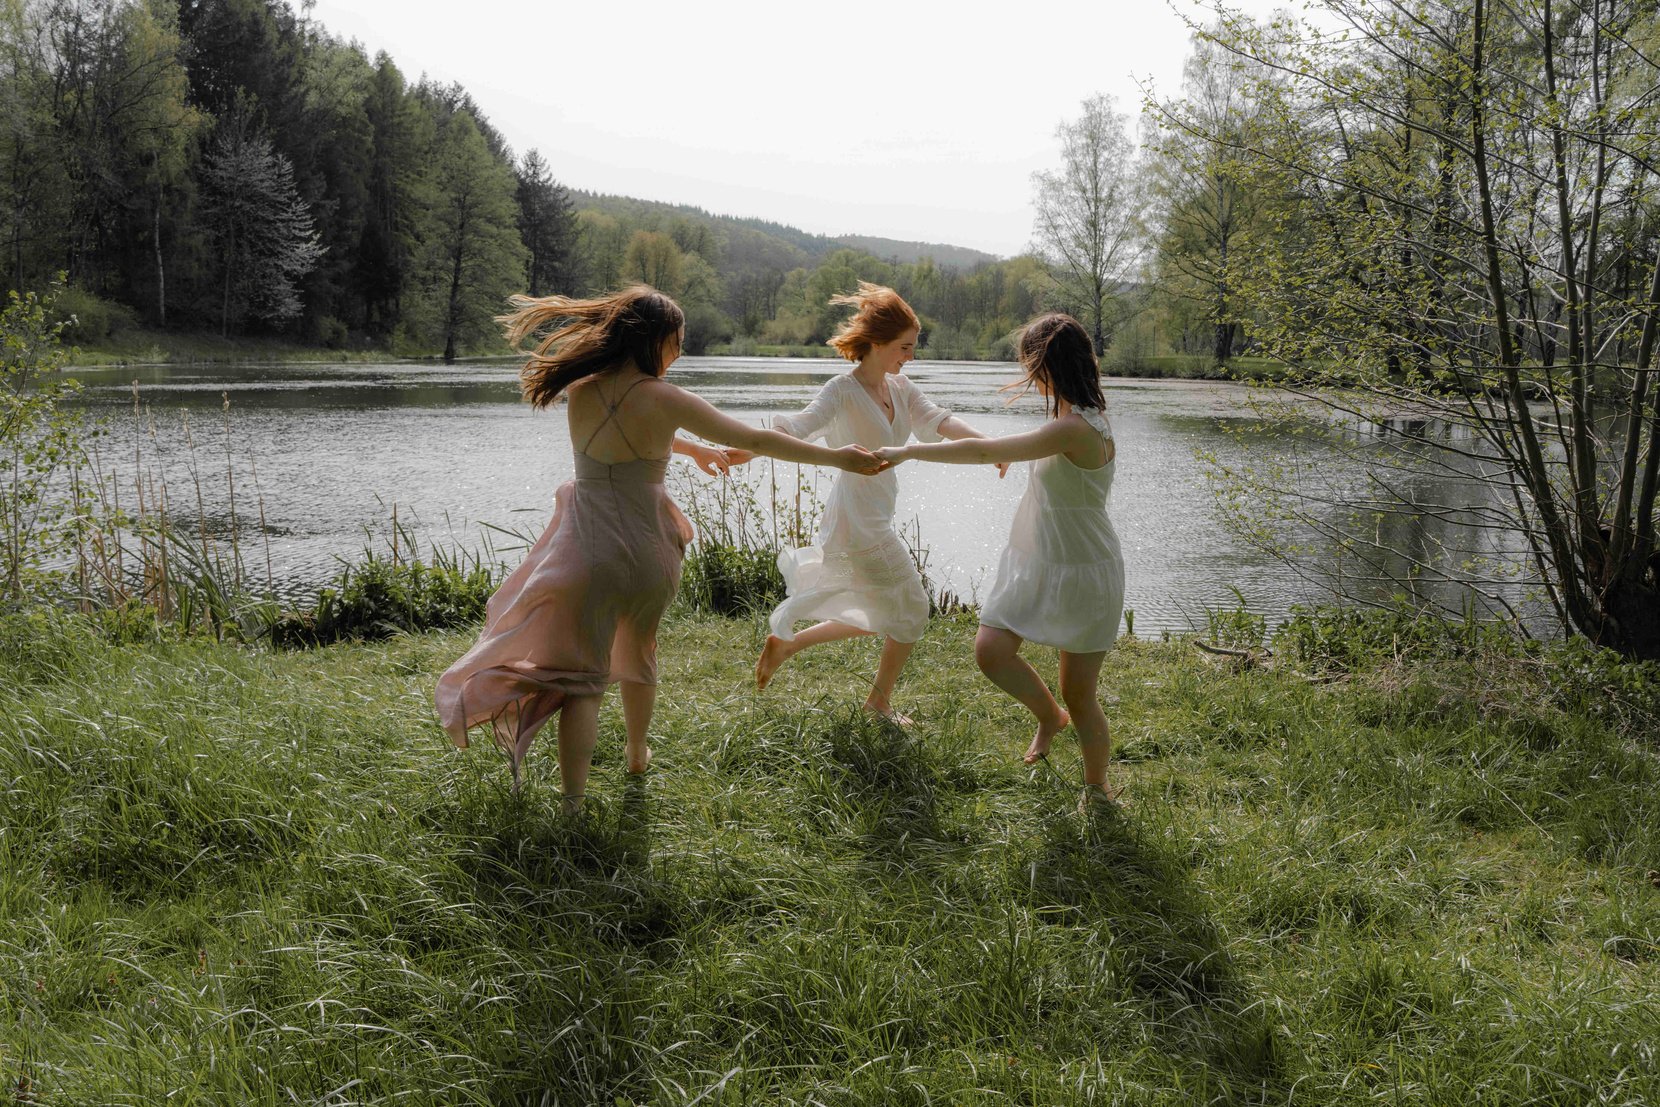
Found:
1011,313 -> 1106,417
826,282 -> 920,362
499,286 -> 686,409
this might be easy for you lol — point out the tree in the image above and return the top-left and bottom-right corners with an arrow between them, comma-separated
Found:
515,148 -> 576,296
1031,95 -> 1146,355
1147,27 -> 1270,364
197,109 -> 324,334
357,52 -> 427,340
1187,1 -> 1660,658
622,229 -> 684,294
413,106 -> 524,361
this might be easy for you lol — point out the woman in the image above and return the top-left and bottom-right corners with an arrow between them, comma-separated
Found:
876,313 -> 1125,803
435,286 -> 882,809
754,282 -> 1004,723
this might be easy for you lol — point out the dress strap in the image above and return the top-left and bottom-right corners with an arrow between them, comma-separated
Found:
579,375 -> 654,460
1076,406 -> 1113,441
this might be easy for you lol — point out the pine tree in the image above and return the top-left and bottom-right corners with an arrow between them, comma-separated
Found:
515,149 -> 576,297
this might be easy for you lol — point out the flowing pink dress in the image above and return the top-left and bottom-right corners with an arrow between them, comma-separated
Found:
434,378 -> 693,781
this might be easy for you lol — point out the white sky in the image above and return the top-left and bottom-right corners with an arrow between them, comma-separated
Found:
303,0 -> 1287,258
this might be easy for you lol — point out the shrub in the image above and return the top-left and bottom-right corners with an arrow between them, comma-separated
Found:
677,542 -> 785,617
271,552 -> 497,648
50,285 -> 139,345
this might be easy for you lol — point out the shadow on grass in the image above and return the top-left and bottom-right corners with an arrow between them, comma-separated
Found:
815,707 -> 985,874
421,770 -> 681,950
419,773 -> 669,1105
1020,796 -> 1283,1098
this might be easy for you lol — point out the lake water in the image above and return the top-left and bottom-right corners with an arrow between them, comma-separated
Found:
66,356 -> 1543,634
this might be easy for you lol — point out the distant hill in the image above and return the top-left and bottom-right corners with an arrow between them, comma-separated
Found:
571,191 -> 1002,271
830,235 -> 999,270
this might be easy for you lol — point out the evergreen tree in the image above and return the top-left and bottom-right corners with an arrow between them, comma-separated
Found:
357,54 -> 427,340
515,149 -> 575,296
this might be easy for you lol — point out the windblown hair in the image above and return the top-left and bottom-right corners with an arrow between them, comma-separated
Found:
1011,313 -> 1106,417
826,282 -> 920,362
499,286 -> 686,409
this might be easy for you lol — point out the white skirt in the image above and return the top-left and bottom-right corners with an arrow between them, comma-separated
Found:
769,532 -> 930,644
979,543 -> 1125,653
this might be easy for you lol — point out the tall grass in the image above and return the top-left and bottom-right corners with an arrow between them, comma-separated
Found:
1,609 -> 1655,1103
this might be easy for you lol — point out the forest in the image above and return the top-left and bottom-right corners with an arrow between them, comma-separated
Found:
0,0 -> 1257,364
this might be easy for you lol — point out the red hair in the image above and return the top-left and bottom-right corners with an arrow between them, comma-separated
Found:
826,282 -> 919,362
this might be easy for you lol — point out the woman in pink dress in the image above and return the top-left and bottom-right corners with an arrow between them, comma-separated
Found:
435,286 -> 882,810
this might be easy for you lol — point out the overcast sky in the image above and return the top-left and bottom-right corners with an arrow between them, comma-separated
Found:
304,0 -> 1286,258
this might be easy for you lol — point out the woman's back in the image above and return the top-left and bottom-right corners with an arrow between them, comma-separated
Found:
567,372 -> 678,465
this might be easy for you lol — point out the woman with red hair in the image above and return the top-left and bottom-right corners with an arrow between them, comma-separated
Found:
754,282 -> 1004,723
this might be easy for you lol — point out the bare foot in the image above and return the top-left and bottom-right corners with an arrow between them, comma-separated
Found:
863,700 -> 914,728
626,744 -> 652,774
560,792 -> 585,816
1023,710 -> 1071,764
755,635 -> 791,690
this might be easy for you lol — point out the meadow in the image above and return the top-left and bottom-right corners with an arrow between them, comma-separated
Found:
2,603 -> 1657,1105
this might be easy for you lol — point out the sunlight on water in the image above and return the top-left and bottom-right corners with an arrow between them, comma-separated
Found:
68,356 -> 1540,633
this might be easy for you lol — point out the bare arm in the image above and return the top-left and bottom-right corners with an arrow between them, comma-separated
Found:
668,388 -> 883,473
936,415 -> 1012,477
672,435 -> 756,475
878,417 -> 1112,467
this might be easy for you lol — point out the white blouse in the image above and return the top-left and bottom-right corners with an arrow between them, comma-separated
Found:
772,373 -> 952,552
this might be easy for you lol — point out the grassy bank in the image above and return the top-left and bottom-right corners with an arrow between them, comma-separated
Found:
64,327 -> 519,368
2,610 -> 1656,1104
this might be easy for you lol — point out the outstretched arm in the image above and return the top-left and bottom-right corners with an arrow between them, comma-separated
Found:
672,436 -> 756,476
935,415 -> 1012,478
669,388 -> 884,473
877,417 -> 1111,467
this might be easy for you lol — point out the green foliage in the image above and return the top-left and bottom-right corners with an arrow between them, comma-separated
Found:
48,286 -> 139,345
1273,600 -> 1526,673
1,617 -> 1656,1101
0,282 -> 94,605
411,104 -> 527,361
677,542 -> 785,617
270,550 -> 496,648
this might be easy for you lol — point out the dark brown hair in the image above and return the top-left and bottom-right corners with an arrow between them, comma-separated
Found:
500,286 -> 686,409
1011,313 -> 1106,417
826,282 -> 920,362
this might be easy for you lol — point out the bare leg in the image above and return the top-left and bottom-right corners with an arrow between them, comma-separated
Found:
756,620 -> 873,689
619,680 -> 655,774
863,636 -> 916,724
974,625 -> 1069,763
1059,649 -> 1115,799
556,693 -> 602,814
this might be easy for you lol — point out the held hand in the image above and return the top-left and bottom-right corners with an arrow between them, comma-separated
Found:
835,445 -> 887,475
688,443 -> 754,476
995,461 -> 1012,479
873,445 -> 909,468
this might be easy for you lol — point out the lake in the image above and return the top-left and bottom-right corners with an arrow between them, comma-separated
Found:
66,356 -> 1544,634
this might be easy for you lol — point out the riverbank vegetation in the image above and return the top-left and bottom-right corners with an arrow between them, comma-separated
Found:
2,601 -> 1656,1103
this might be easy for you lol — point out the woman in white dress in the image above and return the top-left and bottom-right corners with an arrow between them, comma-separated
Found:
754,283 -> 1006,722
875,313 -> 1126,803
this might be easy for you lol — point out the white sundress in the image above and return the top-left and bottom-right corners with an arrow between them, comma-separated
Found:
979,407 -> 1124,653
768,373 -> 952,644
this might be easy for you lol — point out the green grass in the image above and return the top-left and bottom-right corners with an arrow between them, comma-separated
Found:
2,611 -> 1656,1104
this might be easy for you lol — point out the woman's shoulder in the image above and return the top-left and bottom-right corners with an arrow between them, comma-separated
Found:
1069,406 -> 1112,438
